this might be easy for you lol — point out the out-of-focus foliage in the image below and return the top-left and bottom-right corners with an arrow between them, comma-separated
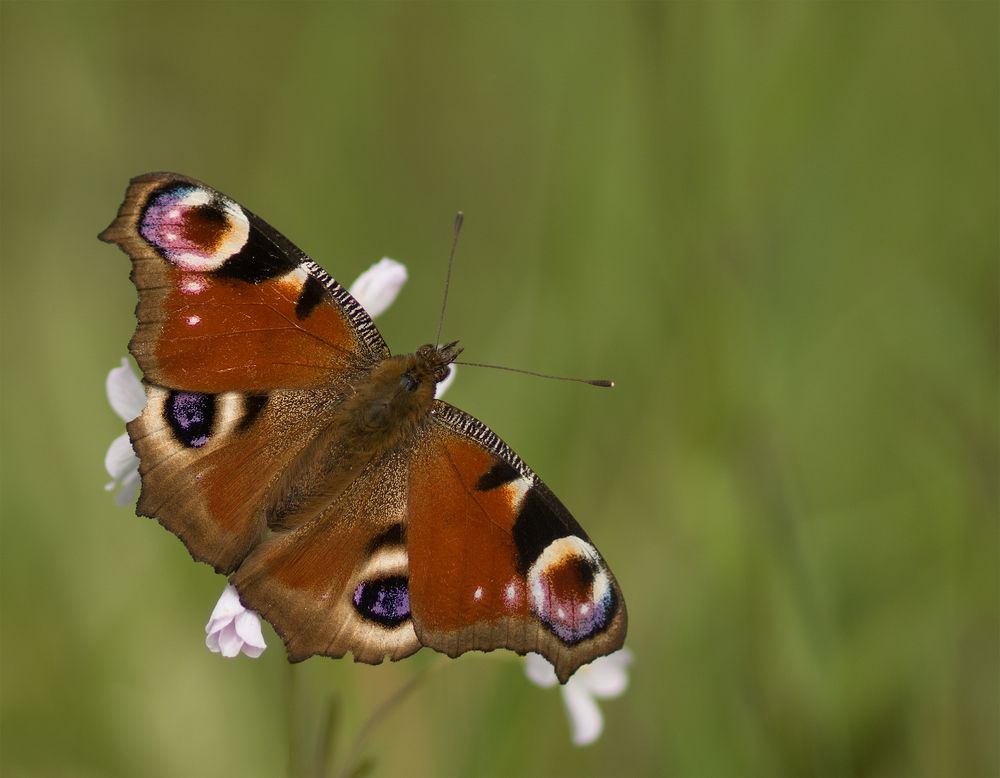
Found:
1,3 -> 996,777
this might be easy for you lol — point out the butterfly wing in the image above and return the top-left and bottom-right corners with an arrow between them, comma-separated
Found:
226,402 -> 626,680
100,172 -> 387,392
407,402 -> 627,683
128,384 -> 362,573
231,452 -> 421,664
101,173 -> 385,572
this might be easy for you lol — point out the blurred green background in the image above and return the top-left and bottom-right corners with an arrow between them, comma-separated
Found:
1,2 -> 996,777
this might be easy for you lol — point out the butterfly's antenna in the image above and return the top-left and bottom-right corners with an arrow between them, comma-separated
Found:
434,213 -> 611,389
434,211 -> 464,348
454,360 -> 615,388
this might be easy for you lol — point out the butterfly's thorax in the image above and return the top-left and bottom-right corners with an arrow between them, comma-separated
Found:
340,341 -> 458,451
267,346 -> 458,528
340,353 -> 440,450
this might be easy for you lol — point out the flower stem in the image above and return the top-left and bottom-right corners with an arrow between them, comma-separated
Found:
287,662 -> 302,778
334,658 -> 445,778
312,693 -> 340,778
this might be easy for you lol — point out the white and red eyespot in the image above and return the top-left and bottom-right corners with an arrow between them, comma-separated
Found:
527,536 -> 615,644
140,185 -> 249,272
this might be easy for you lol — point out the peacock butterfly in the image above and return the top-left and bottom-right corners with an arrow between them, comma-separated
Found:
99,172 -> 626,682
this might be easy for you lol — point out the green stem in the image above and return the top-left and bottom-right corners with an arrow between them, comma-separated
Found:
312,693 -> 340,778
287,662 -> 301,778
334,659 -> 445,778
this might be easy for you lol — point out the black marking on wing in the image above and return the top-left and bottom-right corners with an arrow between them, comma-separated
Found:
301,259 -> 388,359
429,401 -> 536,482
574,556 -> 598,588
238,395 -> 269,432
476,460 -> 521,491
511,484 -> 591,575
365,523 -> 406,555
295,275 -> 327,320
233,198 -> 388,359
512,488 -> 569,574
429,402 -> 591,573
215,223 -> 298,283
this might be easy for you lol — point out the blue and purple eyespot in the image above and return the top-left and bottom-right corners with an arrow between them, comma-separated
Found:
165,391 -> 214,448
140,185 -> 249,272
353,576 -> 411,628
528,536 -> 615,644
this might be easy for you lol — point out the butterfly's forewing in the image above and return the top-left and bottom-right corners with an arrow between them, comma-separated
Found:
101,173 -> 385,573
100,172 -> 387,393
407,402 -> 627,683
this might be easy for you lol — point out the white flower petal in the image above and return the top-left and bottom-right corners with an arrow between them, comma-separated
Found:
524,652 -> 559,688
113,471 -> 140,507
435,364 -> 456,398
217,622 -> 244,658
562,681 -> 605,746
106,357 -> 146,421
526,648 -> 633,747
104,358 -> 144,505
240,640 -> 265,659
105,433 -> 138,480
207,584 -> 245,625
104,432 -> 140,505
349,258 -> 407,318
234,609 -> 266,653
578,648 -> 633,699
204,584 -> 266,659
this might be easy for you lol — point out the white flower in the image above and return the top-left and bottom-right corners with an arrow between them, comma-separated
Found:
205,584 -> 266,658
104,357 -> 145,506
525,648 -> 634,746
349,257 -> 408,318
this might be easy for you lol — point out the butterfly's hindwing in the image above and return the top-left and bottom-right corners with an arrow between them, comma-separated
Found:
231,451 -> 421,665
128,385 -> 353,573
406,402 -> 626,683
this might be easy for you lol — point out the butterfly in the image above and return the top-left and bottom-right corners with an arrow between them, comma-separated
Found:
99,172 -> 626,682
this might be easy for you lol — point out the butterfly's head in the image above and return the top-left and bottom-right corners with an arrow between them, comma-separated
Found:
356,342 -> 463,438
414,340 -> 463,387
